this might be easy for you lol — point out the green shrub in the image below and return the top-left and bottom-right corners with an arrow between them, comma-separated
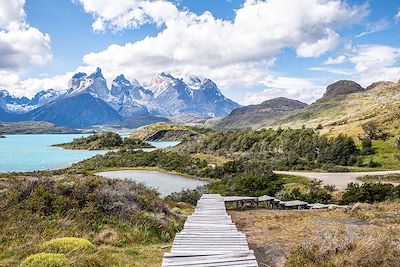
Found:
341,183 -> 399,204
284,180 -> 333,204
20,253 -> 70,267
39,238 -> 96,254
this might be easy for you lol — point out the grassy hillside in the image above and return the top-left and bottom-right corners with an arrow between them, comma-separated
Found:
272,81 -> 400,137
130,123 -> 212,141
216,97 -> 308,130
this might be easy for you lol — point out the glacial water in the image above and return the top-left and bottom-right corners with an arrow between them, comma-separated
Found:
97,170 -> 207,196
0,134 -> 179,173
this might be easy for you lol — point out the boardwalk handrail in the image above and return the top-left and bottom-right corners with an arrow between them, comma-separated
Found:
162,194 -> 258,266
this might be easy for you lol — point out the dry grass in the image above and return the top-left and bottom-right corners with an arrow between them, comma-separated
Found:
230,201 -> 400,267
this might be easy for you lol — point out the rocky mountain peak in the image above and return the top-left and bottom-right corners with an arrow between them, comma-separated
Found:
184,75 -> 213,90
323,80 -> 364,99
88,67 -> 104,80
68,72 -> 87,90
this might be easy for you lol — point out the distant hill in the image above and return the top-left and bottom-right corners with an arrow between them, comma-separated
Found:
0,121 -> 81,134
272,80 -> 400,137
215,97 -> 308,130
130,123 -> 211,141
322,80 -> 364,99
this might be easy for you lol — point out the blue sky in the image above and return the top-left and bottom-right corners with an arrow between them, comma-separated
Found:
1,0 -> 400,104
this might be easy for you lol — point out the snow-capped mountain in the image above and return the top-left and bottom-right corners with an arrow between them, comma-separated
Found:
109,74 -> 167,117
0,67 -> 240,128
29,89 -> 63,107
66,67 -> 110,100
0,90 -> 32,113
184,75 -> 240,117
0,89 -> 62,113
147,73 -> 240,117
147,73 -> 195,115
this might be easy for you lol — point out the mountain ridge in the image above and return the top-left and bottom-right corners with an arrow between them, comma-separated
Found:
215,97 -> 308,129
0,68 -> 240,128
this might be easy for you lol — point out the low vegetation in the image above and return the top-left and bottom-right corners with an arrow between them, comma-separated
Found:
20,253 -> 70,267
0,174 -> 183,266
358,173 -> 400,183
54,132 -> 153,150
130,123 -> 212,141
341,182 -> 400,204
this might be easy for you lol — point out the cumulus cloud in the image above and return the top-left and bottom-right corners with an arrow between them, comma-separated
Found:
4,0 -> 370,103
243,76 -> 325,105
296,30 -> 340,58
0,0 -> 52,71
78,0 -> 367,100
76,0 -> 178,32
395,9 -> 400,22
312,44 -> 400,86
324,55 -> 346,65
0,71 -> 72,97
348,44 -> 400,85
0,0 -> 25,29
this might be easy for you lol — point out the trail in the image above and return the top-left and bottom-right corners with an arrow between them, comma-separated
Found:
275,170 -> 400,189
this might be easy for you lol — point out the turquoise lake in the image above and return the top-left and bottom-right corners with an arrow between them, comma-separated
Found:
0,134 -> 179,173
97,170 -> 207,196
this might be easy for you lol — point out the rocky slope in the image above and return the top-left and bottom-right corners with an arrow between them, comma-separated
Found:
216,97 -> 308,129
321,80 -> 365,99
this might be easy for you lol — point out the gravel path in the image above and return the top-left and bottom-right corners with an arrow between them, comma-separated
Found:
275,170 -> 400,189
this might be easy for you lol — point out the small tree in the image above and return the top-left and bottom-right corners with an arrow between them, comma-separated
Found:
361,121 -> 388,140
360,137 -> 373,155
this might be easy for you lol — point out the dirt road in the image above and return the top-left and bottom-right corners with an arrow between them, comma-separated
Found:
275,170 -> 400,189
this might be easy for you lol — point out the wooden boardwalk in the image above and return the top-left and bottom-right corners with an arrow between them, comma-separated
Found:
162,194 -> 258,266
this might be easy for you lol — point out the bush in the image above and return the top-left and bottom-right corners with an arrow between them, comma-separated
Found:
361,121 -> 388,140
341,183 -> 398,204
284,180 -> 333,204
39,238 -> 96,254
4,175 -> 182,243
20,253 -> 70,267
360,137 -> 373,155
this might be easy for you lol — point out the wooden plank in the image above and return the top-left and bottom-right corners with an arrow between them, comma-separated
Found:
162,194 -> 258,267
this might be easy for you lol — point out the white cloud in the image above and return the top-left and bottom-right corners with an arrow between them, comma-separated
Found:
243,76 -> 325,105
80,0 -> 367,95
0,0 -> 25,29
395,10 -> 400,22
296,30 -> 340,58
312,44 -> 400,86
309,66 -> 354,75
76,0 -> 178,32
355,19 -> 390,38
347,44 -> 400,85
0,0 -> 52,71
324,55 -> 346,65
0,71 -> 71,97
4,0 -> 370,103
